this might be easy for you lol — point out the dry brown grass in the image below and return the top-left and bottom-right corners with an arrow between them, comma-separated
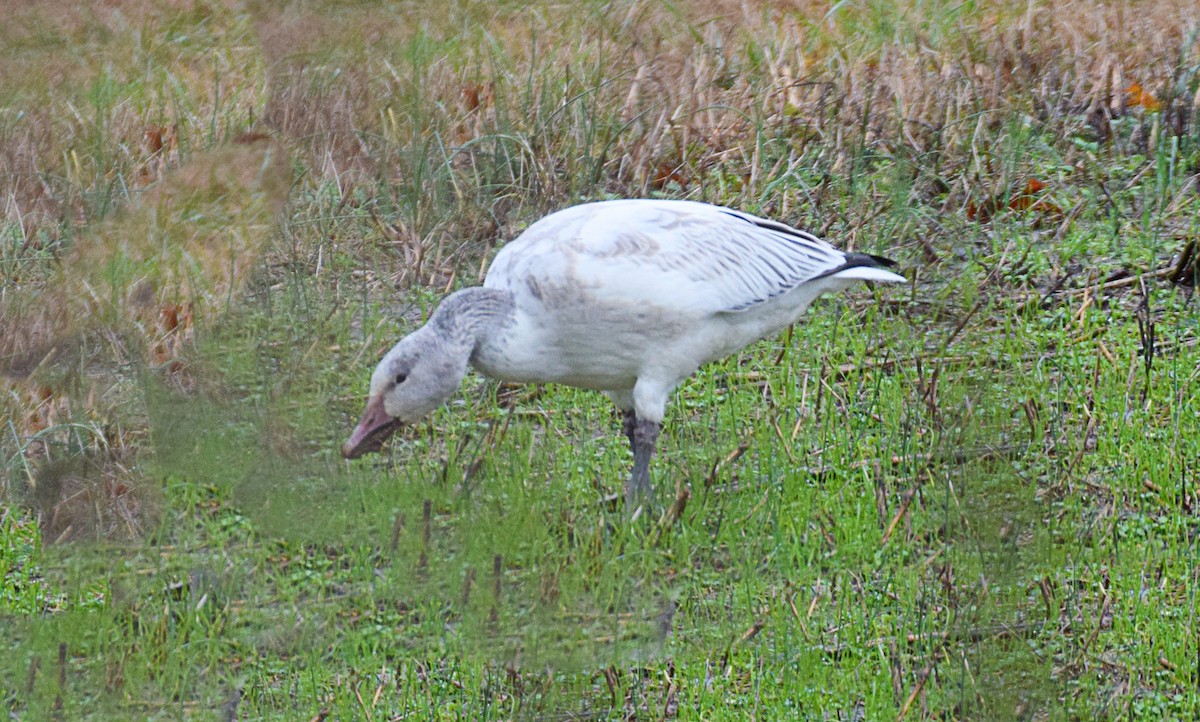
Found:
4,1 -> 1196,236
1,0 -> 1198,541
26,450 -> 157,544
237,0 -> 1200,240
2,133 -> 289,538
2,132 -> 289,368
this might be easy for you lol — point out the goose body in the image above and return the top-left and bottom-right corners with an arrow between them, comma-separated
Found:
344,199 -> 905,510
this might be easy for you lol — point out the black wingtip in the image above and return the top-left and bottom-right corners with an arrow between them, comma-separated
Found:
867,253 -> 899,268
808,251 -> 901,282
844,252 -> 898,269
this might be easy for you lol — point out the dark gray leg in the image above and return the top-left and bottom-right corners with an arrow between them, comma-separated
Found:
626,416 -> 660,514
621,408 -> 638,450
621,408 -> 640,511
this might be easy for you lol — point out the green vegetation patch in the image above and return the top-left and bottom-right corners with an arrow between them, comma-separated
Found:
3,0 -> 1200,719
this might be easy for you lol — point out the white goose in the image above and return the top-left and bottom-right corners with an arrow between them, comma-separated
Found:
343,199 -> 905,510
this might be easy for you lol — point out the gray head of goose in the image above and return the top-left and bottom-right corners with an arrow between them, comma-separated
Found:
342,288 -> 512,459
341,322 -> 472,459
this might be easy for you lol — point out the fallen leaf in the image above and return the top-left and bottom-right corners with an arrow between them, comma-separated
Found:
650,160 -> 687,190
969,178 -> 1061,222
1126,83 -> 1161,112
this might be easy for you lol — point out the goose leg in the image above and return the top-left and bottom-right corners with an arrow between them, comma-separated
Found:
626,416 -> 660,513
621,408 -> 638,449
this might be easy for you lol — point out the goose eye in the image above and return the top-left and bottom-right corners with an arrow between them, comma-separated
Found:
394,373 -> 408,386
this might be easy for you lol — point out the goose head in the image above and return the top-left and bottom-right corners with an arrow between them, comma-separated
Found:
342,324 -> 472,459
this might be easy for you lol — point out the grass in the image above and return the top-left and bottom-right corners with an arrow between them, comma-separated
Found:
2,0 -> 1200,719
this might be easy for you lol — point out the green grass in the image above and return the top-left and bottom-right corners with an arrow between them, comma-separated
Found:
3,0 -> 1200,719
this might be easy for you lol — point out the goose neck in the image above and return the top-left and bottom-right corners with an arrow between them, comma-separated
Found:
430,287 -> 514,348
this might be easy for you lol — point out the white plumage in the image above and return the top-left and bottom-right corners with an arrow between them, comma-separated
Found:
343,199 -> 905,511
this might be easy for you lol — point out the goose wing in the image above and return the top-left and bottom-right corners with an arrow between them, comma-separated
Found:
488,199 -> 874,314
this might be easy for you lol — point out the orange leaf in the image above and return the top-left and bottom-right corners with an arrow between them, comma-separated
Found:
144,126 -> 164,154
650,161 -> 687,190
1030,199 -> 1063,215
1126,83 -> 1161,112
160,304 -> 179,332
1008,178 -> 1057,213
462,83 -> 481,111
969,178 -> 1060,222
460,83 -> 492,112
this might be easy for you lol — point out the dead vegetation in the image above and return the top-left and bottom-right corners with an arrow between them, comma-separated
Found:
4,1 -> 1195,236
0,0 -> 1197,539
0,4 -> 1197,719
2,133 -> 289,540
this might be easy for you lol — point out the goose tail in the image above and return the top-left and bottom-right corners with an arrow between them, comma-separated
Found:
823,253 -> 907,284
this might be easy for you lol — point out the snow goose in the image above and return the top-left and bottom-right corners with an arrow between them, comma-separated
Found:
343,199 -> 905,511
